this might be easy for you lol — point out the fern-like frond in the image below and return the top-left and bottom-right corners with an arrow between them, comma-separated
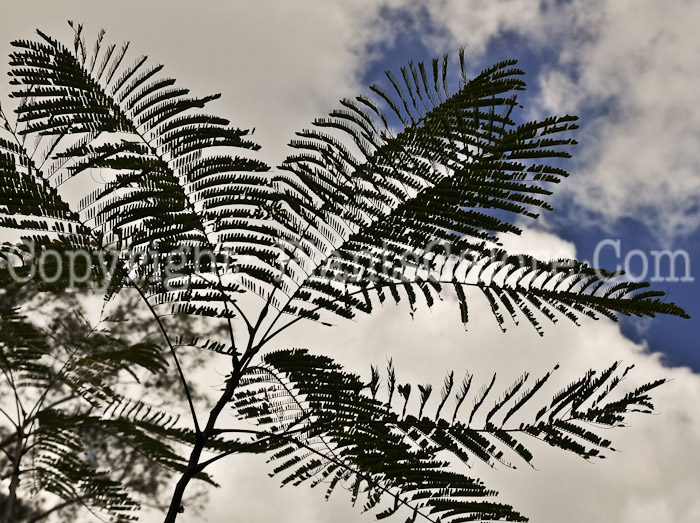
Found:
257,55 -> 687,332
0,130 -> 108,293
229,349 -> 663,522
0,137 -> 88,236
0,296 -> 206,521
8,26 -> 269,322
6,30 -> 687,337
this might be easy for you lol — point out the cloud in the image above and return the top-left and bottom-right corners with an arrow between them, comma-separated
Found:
412,0 -> 700,241
498,224 -> 577,260
0,0 -> 409,169
411,0 -> 580,56
538,0 -> 700,241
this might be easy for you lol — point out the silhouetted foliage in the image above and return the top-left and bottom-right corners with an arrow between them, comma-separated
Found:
0,23 -> 688,523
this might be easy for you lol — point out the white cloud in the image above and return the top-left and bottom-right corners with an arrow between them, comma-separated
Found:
539,0 -> 700,240
415,0 -> 700,240
498,225 -> 577,260
415,0 -> 583,57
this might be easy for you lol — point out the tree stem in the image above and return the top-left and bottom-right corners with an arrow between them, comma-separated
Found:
28,498 -> 82,523
163,367 -> 243,522
1,428 -> 24,523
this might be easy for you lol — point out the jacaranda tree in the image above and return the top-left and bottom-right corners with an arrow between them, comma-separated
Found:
0,23 -> 688,522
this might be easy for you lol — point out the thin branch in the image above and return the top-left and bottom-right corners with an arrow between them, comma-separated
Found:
132,281 -> 201,434
128,125 -> 245,366
28,497 -> 83,523
0,404 -> 18,430
203,426 -> 441,523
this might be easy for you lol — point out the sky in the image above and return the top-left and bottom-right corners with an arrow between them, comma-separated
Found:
1,1 -> 699,522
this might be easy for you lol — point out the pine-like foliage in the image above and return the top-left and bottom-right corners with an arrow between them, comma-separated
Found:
0,23 -> 689,523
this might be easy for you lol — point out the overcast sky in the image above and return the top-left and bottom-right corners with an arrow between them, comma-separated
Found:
2,2 -> 700,522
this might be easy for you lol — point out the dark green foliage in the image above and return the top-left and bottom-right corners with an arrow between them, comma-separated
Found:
268,56 -> 687,329
3,23 -> 267,324
1,24 -> 686,340
0,23 -> 689,523
0,289 -> 217,521
230,349 -> 663,522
